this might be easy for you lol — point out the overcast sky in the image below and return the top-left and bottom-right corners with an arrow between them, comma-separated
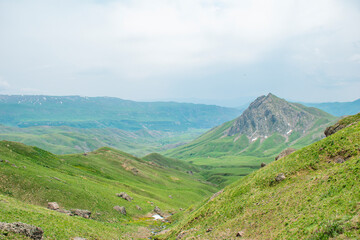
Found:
0,0 -> 359,106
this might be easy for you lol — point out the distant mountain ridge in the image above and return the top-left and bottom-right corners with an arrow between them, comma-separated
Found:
302,98 -> 360,116
0,95 -> 241,131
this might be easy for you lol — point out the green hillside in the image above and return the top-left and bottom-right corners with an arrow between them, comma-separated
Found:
161,113 -> 360,239
0,125 -> 205,156
165,94 -> 337,185
0,95 -> 240,131
0,141 -> 217,239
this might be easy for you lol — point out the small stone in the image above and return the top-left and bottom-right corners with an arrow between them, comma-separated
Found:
47,202 -> 60,210
260,163 -> 267,168
23,166 -> 26,169
168,195 -> 173,199
113,206 -> 126,215
4,160 -> 9,163
275,173 -> 286,182
206,228 -> 213,232
136,205 -> 142,210
186,171 -> 193,175
236,231 -> 244,237
11,164 -> 18,168
73,237 -> 87,240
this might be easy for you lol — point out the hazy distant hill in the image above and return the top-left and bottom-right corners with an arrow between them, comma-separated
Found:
302,98 -> 360,116
0,95 -> 241,131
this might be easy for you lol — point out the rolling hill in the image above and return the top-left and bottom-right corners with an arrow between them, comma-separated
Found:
0,125 -> 205,156
161,113 -> 360,239
0,141 -> 217,239
165,93 -> 337,185
0,95 -> 241,131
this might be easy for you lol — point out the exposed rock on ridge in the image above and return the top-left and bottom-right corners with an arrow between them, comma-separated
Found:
224,93 -> 329,141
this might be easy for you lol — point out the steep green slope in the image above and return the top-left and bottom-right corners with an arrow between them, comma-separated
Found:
0,141 -> 217,239
0,95 -> 240,131
165,94 -> 337,185
161,113 -> 360,239
0,125 -> 205,156
303,98 -> 360,116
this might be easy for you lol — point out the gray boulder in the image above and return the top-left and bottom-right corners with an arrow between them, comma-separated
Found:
70,209 -> 91,219
47,202 -> 59,210
113,206 -> 126,215
275,173 -> 286,182
116,192 -> 133,202
0,222 -> 43,240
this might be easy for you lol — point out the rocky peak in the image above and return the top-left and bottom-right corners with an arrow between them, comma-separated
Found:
224,93 -> 319,140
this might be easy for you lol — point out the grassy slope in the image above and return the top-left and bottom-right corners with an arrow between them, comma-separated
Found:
161,113 -> 360,239
0,125 -> 206,156
0,142 -> 217,239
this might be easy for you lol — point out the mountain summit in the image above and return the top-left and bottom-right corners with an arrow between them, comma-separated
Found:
224,93 -> 330,141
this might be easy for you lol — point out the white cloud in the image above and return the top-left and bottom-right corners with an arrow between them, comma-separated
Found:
0,0 -> 359,101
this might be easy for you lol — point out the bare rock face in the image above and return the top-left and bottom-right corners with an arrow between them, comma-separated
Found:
275,148 -> 296,161
47,202 -> 59,210
113,206 -> 126,215
0,222 -> 43,240
275,173 -> 286,182
116,192 -> 133,202
70,209 -> 91,219
224,93 -> 318,140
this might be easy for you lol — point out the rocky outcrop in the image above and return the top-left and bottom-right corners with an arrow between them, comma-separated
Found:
70,209 -> 91,219
0,222 -> 43,240
116,192 -> 133,202
275,148 -> 296,160
113,206 -> 126,215
47,202 -> 59,210
224,93 -> 324,140
154,206 -> 165,217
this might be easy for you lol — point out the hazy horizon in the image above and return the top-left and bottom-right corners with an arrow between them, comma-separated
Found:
1,0 -> 359,105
